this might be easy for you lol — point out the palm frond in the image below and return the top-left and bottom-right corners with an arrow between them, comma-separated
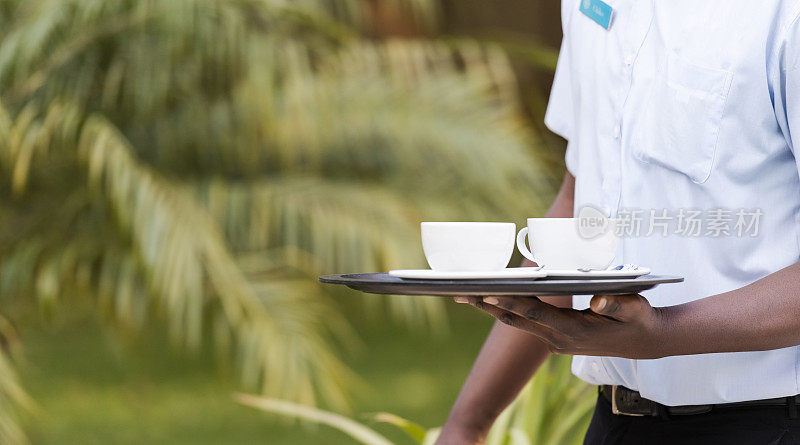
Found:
235,393 -> 393,445
0,350 -> 33,445
197,177 -> 448,326
0,315 -> 35,445
78,115 -> 355,408
0,100 -> 357,412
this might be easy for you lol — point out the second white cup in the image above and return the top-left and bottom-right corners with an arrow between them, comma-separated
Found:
516,218 -> 619,270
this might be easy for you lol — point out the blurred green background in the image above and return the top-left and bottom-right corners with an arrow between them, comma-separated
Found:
0,1 -> 594,443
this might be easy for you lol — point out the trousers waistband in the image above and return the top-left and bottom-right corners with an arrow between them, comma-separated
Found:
600,385 -> 800,417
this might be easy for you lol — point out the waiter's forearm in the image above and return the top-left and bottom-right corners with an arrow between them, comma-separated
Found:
659,262 -> 800,356
438,323 -> 553,442
438,172 -> 575,444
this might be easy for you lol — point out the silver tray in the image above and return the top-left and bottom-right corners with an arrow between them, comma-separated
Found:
319,273 -> 683,297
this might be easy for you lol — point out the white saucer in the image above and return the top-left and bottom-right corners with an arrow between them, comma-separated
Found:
543,267 -> 650,279
388,268 -> 546,280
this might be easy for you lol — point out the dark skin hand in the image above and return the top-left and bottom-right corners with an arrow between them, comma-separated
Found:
456,293 -> 664,358
459,251 -> 800,359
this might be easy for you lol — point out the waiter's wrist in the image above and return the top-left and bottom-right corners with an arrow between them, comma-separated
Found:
648,299 -> 722,357
647,304 -> 683,357
437,417 -> 488,445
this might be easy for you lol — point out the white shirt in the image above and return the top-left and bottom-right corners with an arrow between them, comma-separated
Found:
546,0 -> 800,405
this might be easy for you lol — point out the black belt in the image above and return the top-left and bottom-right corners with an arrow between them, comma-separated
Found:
600,385 -> 800,417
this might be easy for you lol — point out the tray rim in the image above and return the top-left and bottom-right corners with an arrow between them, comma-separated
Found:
319,273 -> 684,297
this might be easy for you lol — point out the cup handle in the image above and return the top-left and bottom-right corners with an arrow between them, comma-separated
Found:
516,227 -> 537,263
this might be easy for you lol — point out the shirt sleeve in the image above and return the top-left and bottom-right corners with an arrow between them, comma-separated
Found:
544,1 -> 578,175
772,12 -> 800,160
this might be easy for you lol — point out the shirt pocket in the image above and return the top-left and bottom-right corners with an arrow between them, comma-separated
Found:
631,53 -> 733,184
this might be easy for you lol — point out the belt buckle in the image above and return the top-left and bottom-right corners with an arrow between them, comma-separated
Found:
611,386 -> 646,417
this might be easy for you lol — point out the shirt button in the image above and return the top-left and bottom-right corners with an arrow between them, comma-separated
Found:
613,124 -> 621,138
624,55 -> 634,65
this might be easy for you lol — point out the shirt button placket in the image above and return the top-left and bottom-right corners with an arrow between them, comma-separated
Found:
605,16 -> 632,215
610,1 -> 654,216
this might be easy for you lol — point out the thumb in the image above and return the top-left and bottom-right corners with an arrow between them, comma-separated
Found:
590,294 -> 650,321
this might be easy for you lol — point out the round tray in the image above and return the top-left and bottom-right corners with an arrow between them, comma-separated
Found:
319,273 -> 683,297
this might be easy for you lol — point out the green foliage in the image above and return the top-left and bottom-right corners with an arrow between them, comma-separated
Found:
370,412 -> 428,443
238,356 -> 595,445
483,356 -> 595,445
0,0 -> 562,442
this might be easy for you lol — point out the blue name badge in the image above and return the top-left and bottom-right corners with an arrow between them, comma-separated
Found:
579,0 -> 614,30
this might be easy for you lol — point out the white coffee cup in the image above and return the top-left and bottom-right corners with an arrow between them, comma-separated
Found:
516,218 -> 619,270
421,222 -> 516,272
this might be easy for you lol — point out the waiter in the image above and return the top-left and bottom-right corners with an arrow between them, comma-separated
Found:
437,1 -> 800,444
